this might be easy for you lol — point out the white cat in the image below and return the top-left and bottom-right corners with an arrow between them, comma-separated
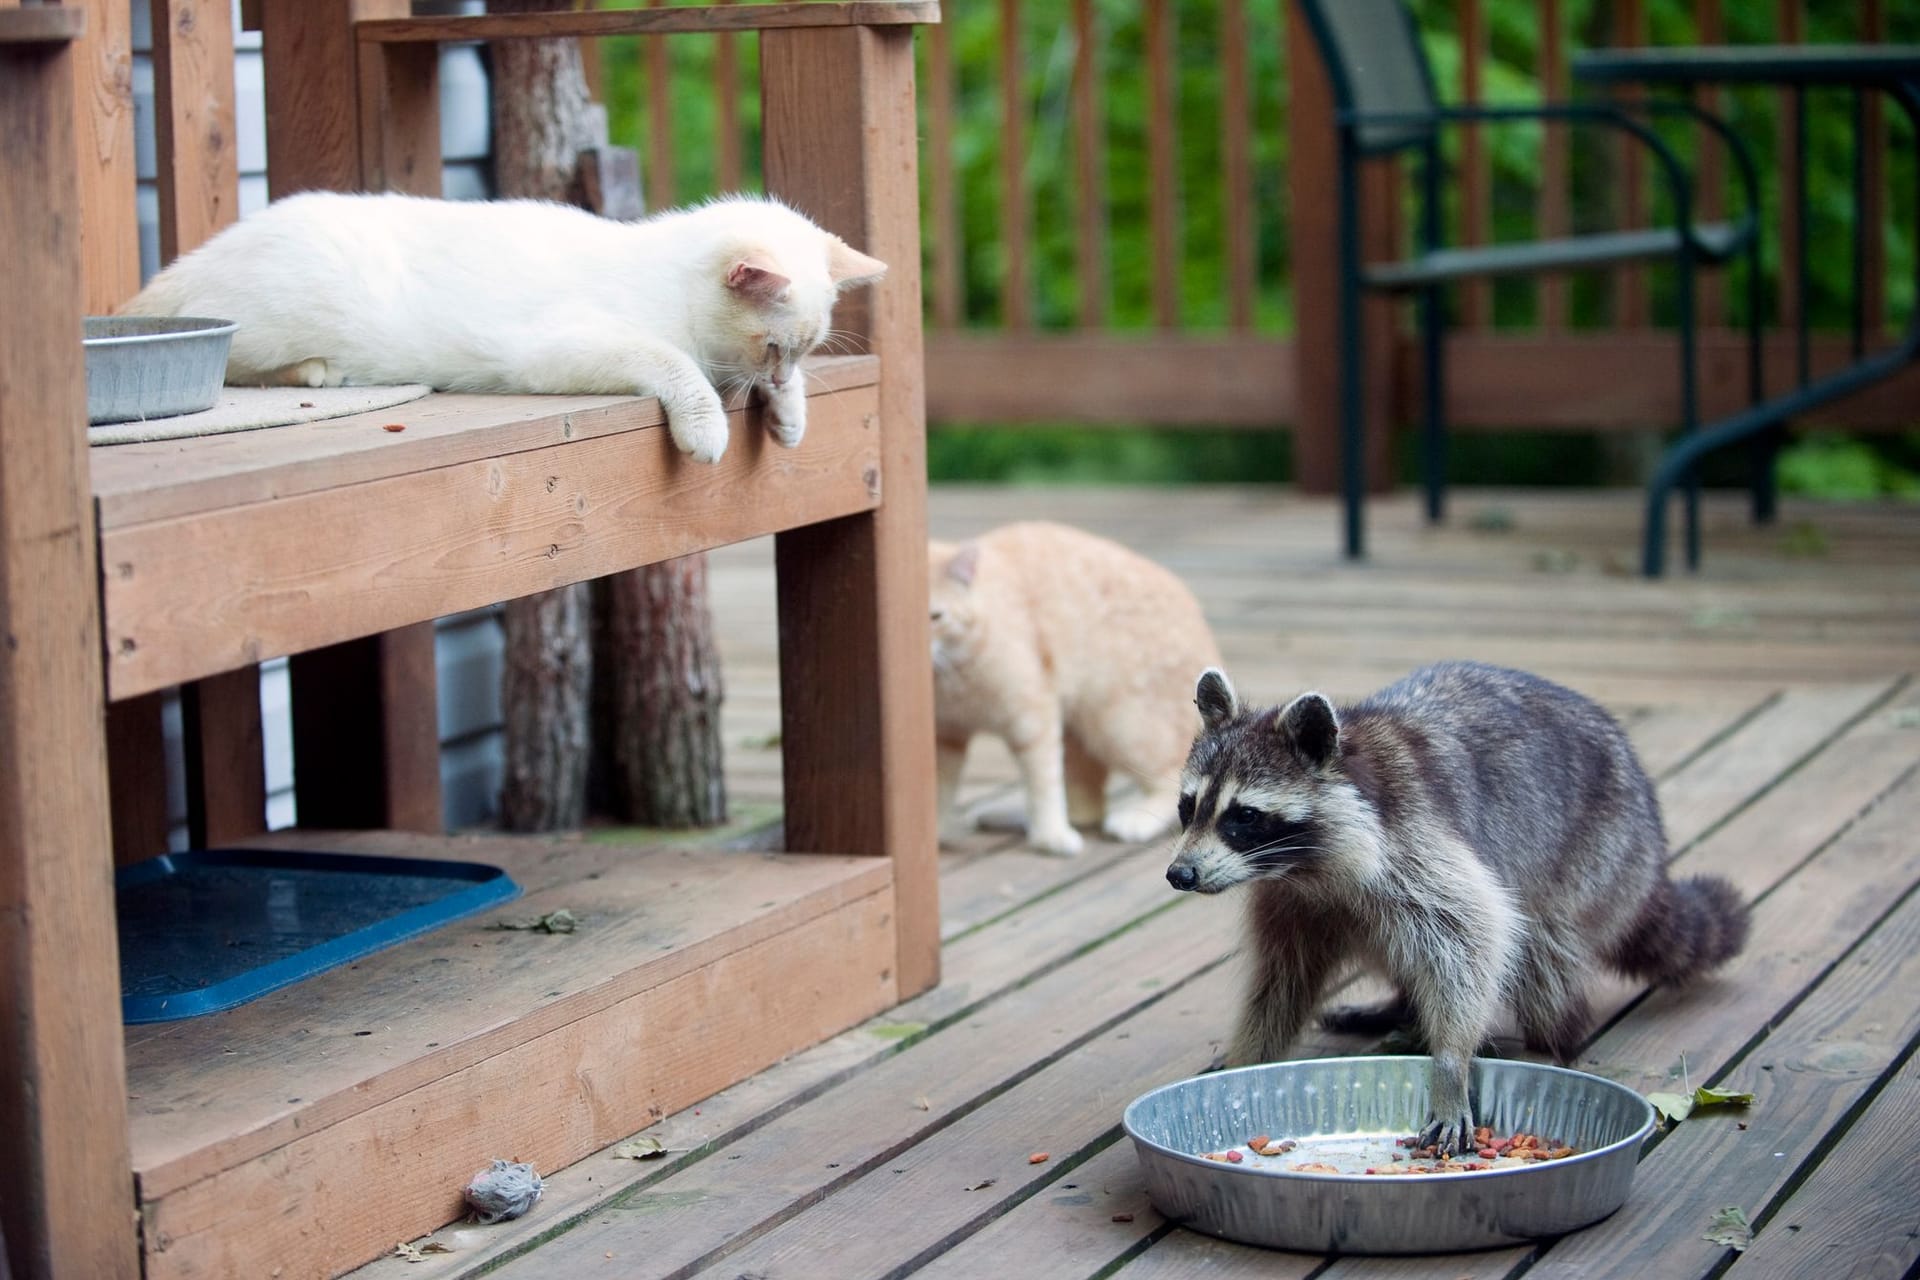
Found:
125,192 -> 887,462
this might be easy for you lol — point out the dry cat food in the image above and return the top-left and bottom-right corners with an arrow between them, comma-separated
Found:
1197,1126 -> 1579,1175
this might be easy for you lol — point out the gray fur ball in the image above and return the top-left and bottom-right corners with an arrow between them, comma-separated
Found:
463,1159 -> 544,1224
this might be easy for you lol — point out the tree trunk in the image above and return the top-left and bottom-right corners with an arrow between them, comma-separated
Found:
491,0 -> 602,832
606,556 -> 727,826
491,0 -> 728,831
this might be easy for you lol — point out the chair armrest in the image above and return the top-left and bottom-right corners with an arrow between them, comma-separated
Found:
1341,102 -> 1754,260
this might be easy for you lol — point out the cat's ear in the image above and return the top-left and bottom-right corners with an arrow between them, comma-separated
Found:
827,238 -> 888,290
946,542 -> 980,587
726,255 -> 791,304
1194,668 -> 1239,730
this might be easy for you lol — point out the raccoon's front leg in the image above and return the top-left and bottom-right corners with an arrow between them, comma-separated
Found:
1229,889 -> 1344,1066
1394,856 -> 1524,1155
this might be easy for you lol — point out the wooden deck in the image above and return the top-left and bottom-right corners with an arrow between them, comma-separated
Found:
351,485 -> 1920,1280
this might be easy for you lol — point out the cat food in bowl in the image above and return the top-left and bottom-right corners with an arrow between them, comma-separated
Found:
84,316 -> 237,424
1122,1056 -> 1655,1254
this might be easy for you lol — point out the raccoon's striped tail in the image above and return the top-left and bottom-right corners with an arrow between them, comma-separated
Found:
1609,873 -> 1750,985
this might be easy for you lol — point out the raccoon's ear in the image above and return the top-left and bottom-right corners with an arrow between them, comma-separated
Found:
1278,692 -> 1340,767
1194,668 -> 1239,729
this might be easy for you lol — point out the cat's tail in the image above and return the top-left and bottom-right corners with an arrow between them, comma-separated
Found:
120,268 -> 190,318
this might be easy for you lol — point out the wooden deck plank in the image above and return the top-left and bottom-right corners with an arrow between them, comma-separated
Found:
1512,776 -> 1920,1280
486,902 -> 1238,1277
128,834 -> 892,1194
697,966 -> 1243,1278
1719,1051 -> 1920,1279
350,840 -> 1219,1279
343,484 -> 1916,1280
102,382 -> 881,698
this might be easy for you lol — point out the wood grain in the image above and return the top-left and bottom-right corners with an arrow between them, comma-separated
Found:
101,382 -> 883,699
138,856 -> 896,1279
0,40 -> 140,1280
358,2 -> 943,43
71,0 -> 140,312
126,832 -> 892,1191
484,893 -> 1236,1277
150,0 -> 238,263
0,8 -> 86,43
180,668 -> 267,845
90,355 -> 878,529
106,694 -> 171,865
762,24 -> 941,998
926,13 -> 962,328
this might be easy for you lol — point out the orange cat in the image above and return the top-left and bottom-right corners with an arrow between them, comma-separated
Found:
928,521 -> 1223,856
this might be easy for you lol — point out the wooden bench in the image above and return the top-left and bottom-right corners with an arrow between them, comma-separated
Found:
0,4 -> 941,1276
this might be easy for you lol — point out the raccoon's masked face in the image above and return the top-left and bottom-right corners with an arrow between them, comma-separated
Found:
1165,668 -> 1341,895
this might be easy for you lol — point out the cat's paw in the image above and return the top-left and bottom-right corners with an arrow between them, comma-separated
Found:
1026,822 -> 1085,858
763,379 -> 807,448
669,398 -> 730,463
1101,804 -> 1174,845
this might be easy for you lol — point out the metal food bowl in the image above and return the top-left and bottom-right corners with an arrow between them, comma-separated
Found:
1123,1056 -> 1656,1255
84,316 -> 237,425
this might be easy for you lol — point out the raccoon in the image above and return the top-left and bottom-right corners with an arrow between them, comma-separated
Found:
1165,660 -> 1750,1155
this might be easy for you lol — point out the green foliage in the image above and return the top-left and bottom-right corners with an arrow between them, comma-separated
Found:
1777,432 -> 1920,500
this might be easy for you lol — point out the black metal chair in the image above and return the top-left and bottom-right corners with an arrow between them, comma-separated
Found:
1294,0 -> 1765,573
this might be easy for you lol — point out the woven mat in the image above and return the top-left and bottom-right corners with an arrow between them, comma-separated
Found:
88,384 -> 433,445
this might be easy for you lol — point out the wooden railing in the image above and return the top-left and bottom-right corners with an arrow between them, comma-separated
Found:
626,1 -> 1918,480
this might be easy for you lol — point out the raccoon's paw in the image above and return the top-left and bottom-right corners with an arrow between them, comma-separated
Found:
669,397 -> 730,464
1415,1109 -> 1477,1158
762,379 -> 807,447
1100,803 -> 1173,846
1026,821 -> 1085,858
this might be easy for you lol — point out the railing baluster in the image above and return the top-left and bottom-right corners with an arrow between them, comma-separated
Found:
715,0 -> 740,190
1460,0 -> 1490,328
1694,0 -> 1725,327
1539,0 -> 1570,330
1861,0 -> 1887,341
1072,0 -> 1107,327
927,11 -> 962,329
1613,0 -> 1648,328
1146,0 -> 1178,329
999,0 -> 1029,329
646,0 -> 676,206
1221,0 -> 1253,330
1776,0 -> 1803,348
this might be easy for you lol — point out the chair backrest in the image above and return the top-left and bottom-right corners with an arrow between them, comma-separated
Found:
1294,0 -> 1439,152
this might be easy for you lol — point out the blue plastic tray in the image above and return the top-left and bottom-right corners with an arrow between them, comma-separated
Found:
116,847 -> 521,1024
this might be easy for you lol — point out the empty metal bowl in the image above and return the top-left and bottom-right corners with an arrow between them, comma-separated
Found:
84,316 -> 237,424
1123,1055 -> 1656,1254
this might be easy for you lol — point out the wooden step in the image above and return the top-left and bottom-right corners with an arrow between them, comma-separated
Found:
124,830 -> 896,1280
92,356 -> 880,699
354,1 -> 941,44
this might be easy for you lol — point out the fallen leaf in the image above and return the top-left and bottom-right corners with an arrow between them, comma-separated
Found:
613,1137 -> 667,1161
495,908 -> 578,934
394,1240 -> 454,1262
965,1178 -> 997,1192
1649,1085 -> 1756,1125
1704,1205 -> 1752,1252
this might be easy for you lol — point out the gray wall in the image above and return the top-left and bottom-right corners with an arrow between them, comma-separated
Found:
132,0 -> 509,841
